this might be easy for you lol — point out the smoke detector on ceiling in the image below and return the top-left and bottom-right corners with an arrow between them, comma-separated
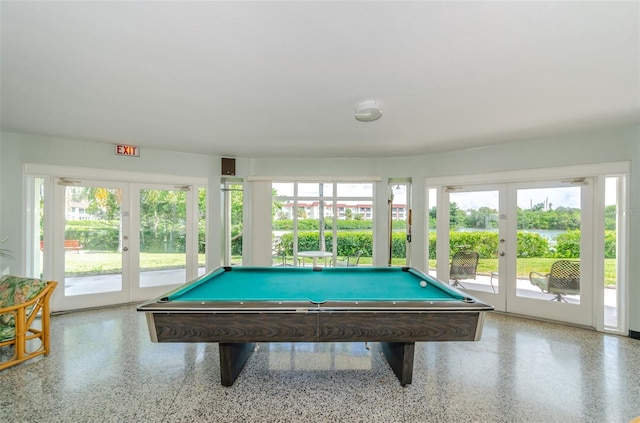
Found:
354,100 -> 383,122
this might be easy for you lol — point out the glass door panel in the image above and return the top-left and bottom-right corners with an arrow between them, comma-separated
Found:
138,187 -> 187,288
198,186 -> 208,274
448,189 -> 501,295
389,183 -> 409,267
427,188 -> 437,278
272,182 -> 294,266
335,183 -> 373,267
515,185 -> 582,303
63,183 -> 126,301
223,182 -> 242,267
296,183 -> 332,267
604,177 -> 622,331
509,181 -> 592,326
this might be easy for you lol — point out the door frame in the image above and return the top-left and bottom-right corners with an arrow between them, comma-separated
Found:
425,161 -> 629,331
23,164 -> 207,312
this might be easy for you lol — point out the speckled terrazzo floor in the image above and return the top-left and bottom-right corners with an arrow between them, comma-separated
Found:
1,305 -> 639,423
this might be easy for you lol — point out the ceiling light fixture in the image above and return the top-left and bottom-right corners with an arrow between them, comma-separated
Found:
354,100 -> 383,122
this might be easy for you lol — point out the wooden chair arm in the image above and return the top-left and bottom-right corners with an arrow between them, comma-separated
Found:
0,280 -> 57,369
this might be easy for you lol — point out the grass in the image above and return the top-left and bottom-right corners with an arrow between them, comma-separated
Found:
66,252 -> 617,286
65,252 -> 205,276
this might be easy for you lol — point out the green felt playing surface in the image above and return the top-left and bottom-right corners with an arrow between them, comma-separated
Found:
167,267 -> 465,304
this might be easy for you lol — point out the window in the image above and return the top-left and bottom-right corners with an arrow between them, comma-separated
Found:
272,181 -> 374,267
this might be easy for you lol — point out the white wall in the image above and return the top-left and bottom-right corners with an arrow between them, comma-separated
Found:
0,135 -> 4,274
1,125 -> 639,334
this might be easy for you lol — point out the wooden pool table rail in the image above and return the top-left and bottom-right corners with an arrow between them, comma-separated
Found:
143,308 -> 488,386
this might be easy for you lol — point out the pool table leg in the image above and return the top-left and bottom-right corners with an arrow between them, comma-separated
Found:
219,342 -> 255,386
381,341 -> 415,386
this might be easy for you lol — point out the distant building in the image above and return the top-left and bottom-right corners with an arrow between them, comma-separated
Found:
279,202 -> 406,220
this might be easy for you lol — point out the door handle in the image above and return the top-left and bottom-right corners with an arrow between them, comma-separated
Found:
499,252 -> 505,256
122,247 -> 129,252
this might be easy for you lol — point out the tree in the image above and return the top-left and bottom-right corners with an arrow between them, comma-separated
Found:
230,185 -> 244,242
84,187 -> 121,222
464,206 -> 498,229
604,205 -> 617,230
428,206 -> 437,229
449,202 -> 466,228
139,189 -> 187,252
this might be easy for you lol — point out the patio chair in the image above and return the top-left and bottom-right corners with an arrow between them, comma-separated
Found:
529,260 -> 580,302
0,275 -> 57,370
449,250 -> 479,288
334,250 -> 363,267
272,237 -> 289,266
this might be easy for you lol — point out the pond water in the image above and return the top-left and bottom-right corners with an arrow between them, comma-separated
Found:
457,228 -> 565,244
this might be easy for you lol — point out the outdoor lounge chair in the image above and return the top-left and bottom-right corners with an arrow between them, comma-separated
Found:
334,250 -> 363,267
529,260 -> 580,302
0,275 -> 57,370
449,250 -> 479,288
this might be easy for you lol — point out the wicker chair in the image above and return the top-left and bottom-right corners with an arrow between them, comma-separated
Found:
0,276 -> 57,370
529,260 -> 580,302
449,251 -> 480,288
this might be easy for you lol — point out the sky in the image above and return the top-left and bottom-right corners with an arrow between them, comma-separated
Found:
447,188 -> 581,211
431,178 -> 618,211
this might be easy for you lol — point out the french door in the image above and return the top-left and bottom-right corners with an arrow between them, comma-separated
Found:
53,180 -> 129,310
508,181 -> 592,324
45,178 -> 202,311
437,180 -> 593,327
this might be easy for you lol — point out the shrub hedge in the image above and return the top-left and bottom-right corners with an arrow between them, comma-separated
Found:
64,220 -> 616,260
271,230 -> 617,259
65,222 -> 206,253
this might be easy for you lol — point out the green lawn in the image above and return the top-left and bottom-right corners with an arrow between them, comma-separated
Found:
65,252 -> 205,276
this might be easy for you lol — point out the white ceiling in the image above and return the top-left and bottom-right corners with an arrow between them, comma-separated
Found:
1,1 -> 638,158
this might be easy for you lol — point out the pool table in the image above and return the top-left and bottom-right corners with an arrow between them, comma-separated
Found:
137,266 -> 493,386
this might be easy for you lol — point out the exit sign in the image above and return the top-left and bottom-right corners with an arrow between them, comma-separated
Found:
115,144 -> 140,157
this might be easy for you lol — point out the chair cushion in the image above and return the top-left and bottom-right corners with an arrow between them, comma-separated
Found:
0,275 -> 47,307
0,323 -> 16,342
0,275 -> 48,326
